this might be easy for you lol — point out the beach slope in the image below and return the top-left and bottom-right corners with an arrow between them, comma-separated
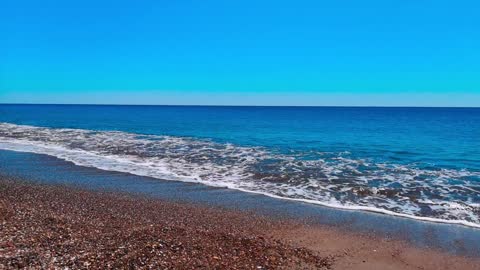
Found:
0,178 -> 478,269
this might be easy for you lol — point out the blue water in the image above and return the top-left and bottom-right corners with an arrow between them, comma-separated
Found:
0,104 -> 479,226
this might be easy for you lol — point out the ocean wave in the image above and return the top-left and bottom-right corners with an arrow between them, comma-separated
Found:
1,122 -> 479,228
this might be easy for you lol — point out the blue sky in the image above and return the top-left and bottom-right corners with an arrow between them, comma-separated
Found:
1,0 -> 479,106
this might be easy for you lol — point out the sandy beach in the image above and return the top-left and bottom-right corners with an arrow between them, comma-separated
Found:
0,177 -> 478,269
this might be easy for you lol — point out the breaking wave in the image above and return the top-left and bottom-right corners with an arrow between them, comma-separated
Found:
1,122 -> 479,228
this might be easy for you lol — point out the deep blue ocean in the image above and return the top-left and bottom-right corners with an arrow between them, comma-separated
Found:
0,104 -> 479,227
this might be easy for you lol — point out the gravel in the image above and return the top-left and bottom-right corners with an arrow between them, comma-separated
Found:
0,179 -> 333,269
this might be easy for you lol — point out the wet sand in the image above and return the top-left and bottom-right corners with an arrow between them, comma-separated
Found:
0,177 -> 479,269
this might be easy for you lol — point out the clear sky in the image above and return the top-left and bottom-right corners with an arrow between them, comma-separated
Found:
1,0 -> 479,106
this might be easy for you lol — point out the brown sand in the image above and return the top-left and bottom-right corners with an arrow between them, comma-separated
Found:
0,178 -> 479,269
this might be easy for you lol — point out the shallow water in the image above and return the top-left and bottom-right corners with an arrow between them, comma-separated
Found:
0,105 -> 479,226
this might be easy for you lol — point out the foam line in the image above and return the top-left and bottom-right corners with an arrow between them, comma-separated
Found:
1,122 -> 479,228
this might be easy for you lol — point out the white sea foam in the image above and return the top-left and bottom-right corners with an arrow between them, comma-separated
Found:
1,122 -> 480,228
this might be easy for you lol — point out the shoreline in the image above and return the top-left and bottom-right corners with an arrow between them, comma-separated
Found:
0,140 -> 479,230
1,120 -> 479,231
1,148 -> 480,257
1,177 -> 480,269
1,149 -> 480,256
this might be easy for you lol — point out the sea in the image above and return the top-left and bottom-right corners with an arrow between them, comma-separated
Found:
0,104 -> 479,227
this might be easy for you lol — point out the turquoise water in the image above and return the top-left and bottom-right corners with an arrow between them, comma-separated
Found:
0,104 -> 479,226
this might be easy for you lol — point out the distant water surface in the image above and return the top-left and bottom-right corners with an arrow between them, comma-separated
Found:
0,105 -> 479,227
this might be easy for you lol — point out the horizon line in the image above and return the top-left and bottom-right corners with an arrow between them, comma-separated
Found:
1,103 -> 479,108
